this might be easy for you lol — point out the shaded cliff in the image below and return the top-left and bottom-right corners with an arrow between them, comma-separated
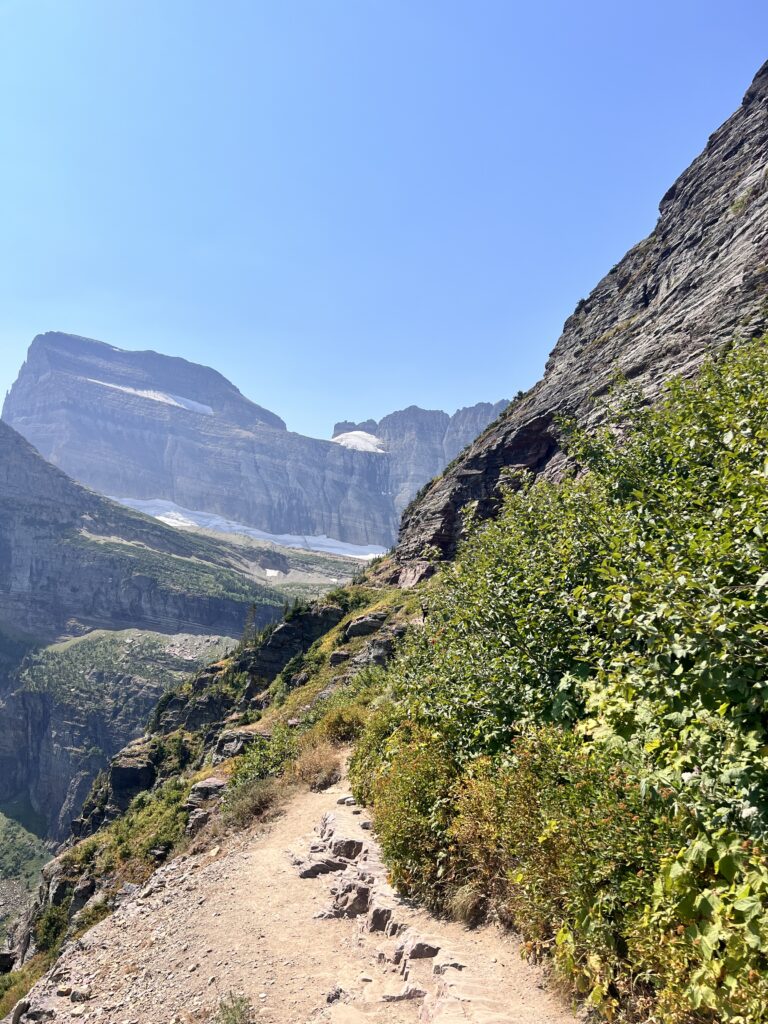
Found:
3,334 -> 506,549
393,61 -> 768,581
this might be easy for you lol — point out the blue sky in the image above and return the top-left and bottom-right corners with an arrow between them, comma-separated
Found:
0,1 -> 765,438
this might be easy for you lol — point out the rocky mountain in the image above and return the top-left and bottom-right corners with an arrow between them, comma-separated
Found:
0,418 -> 294,841
392,60 -> 768,584
2,333 -> 506,551
332,401 -> 509,517
0,419 -> 284,643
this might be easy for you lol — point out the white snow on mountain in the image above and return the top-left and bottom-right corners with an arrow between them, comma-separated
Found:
86,379 -> 214,416
330,430 -> 386,454
113,497 -> 387,560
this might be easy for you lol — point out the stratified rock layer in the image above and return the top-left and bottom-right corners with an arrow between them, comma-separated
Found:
0,419 -> 281,641
394,61 -> 768,579
3,334 -> 506,548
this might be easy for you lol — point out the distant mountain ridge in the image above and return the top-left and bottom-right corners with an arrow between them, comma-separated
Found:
3,332 -> 507,549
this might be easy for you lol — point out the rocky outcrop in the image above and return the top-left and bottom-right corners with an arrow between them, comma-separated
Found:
0,634 -> 233,841
394,61 -> 768,580
3,334 -> 506,549
0,421 -> 284,843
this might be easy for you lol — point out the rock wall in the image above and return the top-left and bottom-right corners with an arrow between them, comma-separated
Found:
3,334 -> 506,548
335,402 -> 509,517
394,61 -> 768,580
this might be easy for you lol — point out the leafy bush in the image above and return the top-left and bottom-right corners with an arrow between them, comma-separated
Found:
228,724 -> 297,789
33,903 -> 69,952
356,338 -> 768,1021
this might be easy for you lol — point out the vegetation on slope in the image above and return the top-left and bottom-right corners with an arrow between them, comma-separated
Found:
351,338 -> 768,1023
0,813 -> 48,938
6,341 -> 767,1024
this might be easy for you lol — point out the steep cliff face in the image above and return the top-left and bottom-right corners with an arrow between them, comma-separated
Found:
0,419 -> 283,641
0,421 -> 287,843
394,61 -> 768,580
3,334 -> 505,549
333,401 -> 509,517
0,632 -> 231,841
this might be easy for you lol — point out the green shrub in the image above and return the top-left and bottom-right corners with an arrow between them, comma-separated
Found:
318,703 -> 369,742
33,903 -> 69,952
357,338 -> 768,1021
213,990 -> 254,1024
228,724 -> 298,789
368,725 -> 457,907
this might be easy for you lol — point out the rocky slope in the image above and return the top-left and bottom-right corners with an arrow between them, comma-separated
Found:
3,333 -> 506,550
0,420 -> 291,847
0,419 -> 285,643
393,60 -> 768,582
0,631 -> 233,843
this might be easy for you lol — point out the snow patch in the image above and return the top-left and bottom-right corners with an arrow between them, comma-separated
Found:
113,497 -> 387,560
86,379 -> 214,416
331,430 -> 386,454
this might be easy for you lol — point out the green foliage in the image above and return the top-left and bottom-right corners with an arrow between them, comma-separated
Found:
356,338 -> 768,1021
33,903 -> 69,952
221,776 -> 282,829
109,776 -> 191,863
228,724 -> 298,789
0,813 -> 47,884
0,954 -> 52,1019
213,991 -> 254,1024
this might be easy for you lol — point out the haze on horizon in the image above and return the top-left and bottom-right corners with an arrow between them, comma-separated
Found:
0,0 -> 766,438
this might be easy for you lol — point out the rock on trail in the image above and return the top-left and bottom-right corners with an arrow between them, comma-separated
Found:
8,779 -> 576,1023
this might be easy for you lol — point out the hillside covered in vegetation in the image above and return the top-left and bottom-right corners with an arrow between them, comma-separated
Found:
6,340 -> 768,1024
351,338 -> 768,1022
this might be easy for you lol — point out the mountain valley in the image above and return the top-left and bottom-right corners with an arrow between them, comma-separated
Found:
1,54 -> 767,1024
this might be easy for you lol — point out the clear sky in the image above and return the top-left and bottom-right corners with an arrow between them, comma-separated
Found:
0,1 -> 765,439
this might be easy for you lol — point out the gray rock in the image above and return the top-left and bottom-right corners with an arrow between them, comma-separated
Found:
328,649 -> 351,666
366,902 -> 394,933
185,809 -> 211,835
329,837 -> 364,860
344,613 -> 387,640
394,60 -> 768,579
297,857 -> 349,878
3,334 -> 507,549
68,876 -> 96,919
11,999 -> 30,1024
188,777 -> 227,803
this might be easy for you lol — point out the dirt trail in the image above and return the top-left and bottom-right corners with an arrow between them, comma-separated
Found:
9,781 -> 579,1024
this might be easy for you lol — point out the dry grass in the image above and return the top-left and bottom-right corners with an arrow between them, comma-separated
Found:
221,776 -> 283,829
447,882 -> 487,927
290,739 -> 341,791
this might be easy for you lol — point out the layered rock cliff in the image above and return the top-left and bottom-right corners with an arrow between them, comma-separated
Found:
393,61 -> 768,581
0,420 -> 287,843
0,419 -> 283,642
3,334 -> 506,549
333,401 -> 509,516
0,632 -> 231,841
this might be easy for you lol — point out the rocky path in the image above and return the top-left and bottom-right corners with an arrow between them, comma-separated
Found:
8,782 -> 578,1024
